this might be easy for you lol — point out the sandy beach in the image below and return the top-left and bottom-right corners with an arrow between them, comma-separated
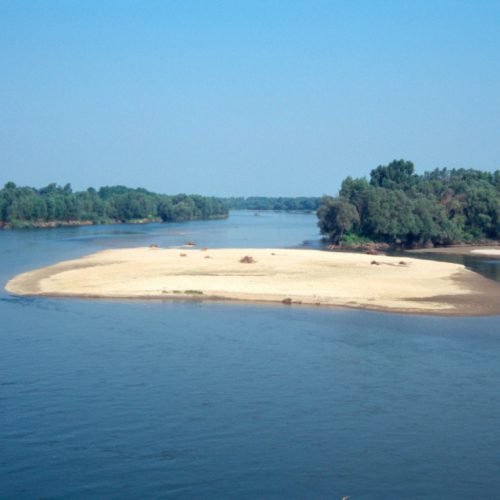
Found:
471,248 -> 500,257
5,247 -> 500,316
410,245 -> 500,259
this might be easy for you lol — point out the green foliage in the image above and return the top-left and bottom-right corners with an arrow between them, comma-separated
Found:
370,159 -> 416,190
340,233 -> 374,246
224,196 -> 321,211
0,183 -> 228,227
317,197 -> 359,244
317,161 -> 500,247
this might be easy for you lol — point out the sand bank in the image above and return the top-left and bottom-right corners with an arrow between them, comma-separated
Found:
410,245 -> 500,259
5,248 -> 500,316
471,249 -> 500,257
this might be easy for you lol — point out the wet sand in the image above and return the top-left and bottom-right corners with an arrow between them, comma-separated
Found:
5,247 -> 500,316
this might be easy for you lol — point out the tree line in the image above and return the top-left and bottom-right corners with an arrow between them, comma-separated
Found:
225,196 -> 320,211
317,160 -> 500,247
0,182 -> 228,228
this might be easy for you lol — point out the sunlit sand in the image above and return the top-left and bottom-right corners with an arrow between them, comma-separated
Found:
471,249 -> 500,256
5,247 -> 500,316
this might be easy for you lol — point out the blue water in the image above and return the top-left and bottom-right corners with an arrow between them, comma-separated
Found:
1,212 -> 500,499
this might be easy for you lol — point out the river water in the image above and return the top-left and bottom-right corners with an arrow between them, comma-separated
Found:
1,212 -> 499,499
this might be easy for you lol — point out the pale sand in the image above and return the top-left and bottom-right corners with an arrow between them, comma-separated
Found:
410,245 -> 500,259
5,248 -> 500,316
471,249 -> 500,257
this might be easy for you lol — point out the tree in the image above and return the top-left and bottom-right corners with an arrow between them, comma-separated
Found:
0,183 -> 229,226
370,159 -> 415,190
317,160 -> 499,247
317,197 -> 359,245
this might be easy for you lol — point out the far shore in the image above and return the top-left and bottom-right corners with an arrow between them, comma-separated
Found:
0,214 -> 229,230
5,247 -> 500,316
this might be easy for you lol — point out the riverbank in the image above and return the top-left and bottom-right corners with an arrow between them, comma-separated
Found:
409,244 -> 500,259
0,214 -> 229,230
6,247 -> 500,316
0,218 -> 159,229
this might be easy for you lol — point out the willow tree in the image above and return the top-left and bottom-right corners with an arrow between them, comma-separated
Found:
317,197 -> 359,245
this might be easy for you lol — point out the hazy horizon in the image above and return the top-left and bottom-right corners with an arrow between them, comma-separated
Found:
1,1 -> 499,196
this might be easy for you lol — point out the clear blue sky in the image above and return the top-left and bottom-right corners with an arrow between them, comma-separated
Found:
0,0 -> 498,196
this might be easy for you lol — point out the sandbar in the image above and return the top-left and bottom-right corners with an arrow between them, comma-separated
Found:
470,249 -> 500,257
5,247 -> 500,316
410,244 -> 500,259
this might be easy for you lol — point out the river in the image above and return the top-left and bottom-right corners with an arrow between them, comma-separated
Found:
1,211 -> 499,499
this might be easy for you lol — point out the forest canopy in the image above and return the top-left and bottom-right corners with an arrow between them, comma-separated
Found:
225,196 -> 320,211
317,160 -> 500,247
0,183 -> 228,228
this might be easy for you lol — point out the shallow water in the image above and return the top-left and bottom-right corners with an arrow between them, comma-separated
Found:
400,251 -> 500,283
1,212 -> 500,499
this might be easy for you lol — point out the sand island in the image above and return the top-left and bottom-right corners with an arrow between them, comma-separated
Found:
409,245 -> 500,259
5,247 -> 500,316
